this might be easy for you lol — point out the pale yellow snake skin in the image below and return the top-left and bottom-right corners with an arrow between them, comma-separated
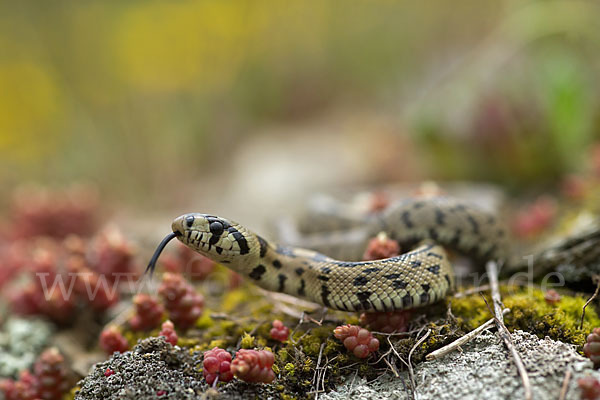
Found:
153,197 -> 508,312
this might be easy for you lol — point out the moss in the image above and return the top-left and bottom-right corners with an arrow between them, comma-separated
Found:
240,332 -> 255,349
206,339 -> 227,350
302,358 -> 313,373
217,320 -> 236,335
323,338 -> 342,356
221,289 -> 251,313
66,386 -> 79,400
274,384 -> 285,392
272,363 -> 281,374
284,362 -> 296,376
296,326 -> 333,357
123,330 -> 149,348
176,337 -> 200,348
451,286 -> 600,349
278,348 -> 289,363
256,336 -> 268,348
195,311 -> 214,330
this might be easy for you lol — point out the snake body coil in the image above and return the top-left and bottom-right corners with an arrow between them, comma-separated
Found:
160,197 -> 507,312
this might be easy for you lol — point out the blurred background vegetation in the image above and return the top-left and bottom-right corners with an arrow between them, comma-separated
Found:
1,0 -> 600,216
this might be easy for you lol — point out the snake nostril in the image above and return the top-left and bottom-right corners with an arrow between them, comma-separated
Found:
185,215 -> 195,228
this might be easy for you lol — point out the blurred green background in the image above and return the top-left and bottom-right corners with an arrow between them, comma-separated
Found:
1,0 -> 600,213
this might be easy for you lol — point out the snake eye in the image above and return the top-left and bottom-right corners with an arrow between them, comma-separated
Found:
185,216 -> 195,227
209,221 -> 224,236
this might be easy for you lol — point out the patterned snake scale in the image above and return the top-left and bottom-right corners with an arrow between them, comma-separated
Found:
165,197 -> 509,313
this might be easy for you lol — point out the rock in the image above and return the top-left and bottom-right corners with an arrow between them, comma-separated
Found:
321,330 -> 600,400
75,337 -> 204,400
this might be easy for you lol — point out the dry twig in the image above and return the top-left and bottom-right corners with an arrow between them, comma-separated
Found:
426,308 -> 510,361
558,368 -> 572,400
387,336 -> 415,399
486,261 -> 532,400
580,275 -> 600,330
453,284 -> 491,298
311,342 -> 327,400
403,328 -> 431,398
383,356 -> 400,378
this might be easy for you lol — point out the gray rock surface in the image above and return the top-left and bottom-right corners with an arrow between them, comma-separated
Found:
321,330 -> 600,400
75,337 -> 284,400
75,337 -> 205,400
75,329 -> 600,400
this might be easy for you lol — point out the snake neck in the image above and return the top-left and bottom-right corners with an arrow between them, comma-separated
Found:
224,234 -> 333,304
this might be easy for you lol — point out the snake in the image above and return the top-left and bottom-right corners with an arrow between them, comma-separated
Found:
146,197 -> 509,313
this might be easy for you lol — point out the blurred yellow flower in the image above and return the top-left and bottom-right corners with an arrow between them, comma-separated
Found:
0,61 -> 63,161
112,0 -> 249,92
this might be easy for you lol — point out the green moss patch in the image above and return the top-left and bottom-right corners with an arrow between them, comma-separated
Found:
451,286 -> 600,349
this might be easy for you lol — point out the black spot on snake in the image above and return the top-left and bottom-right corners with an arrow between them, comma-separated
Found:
401,211 -> 414,228
338,300 -> 350,311
295,267 -> 304,276
435,209 -> 446,225
277,274 -> 287,292
249,265 -> 266,280
420,292 -> 430,305
452,204 -> 466,212
215,246 -> 223,255
272,259 -> 282,269
392,280 -> 407,289
466,214 -> 480,234
356,292 -> 373,310
421,284 -> 430,293
185,215 -> 194,227
444,274 -> 451,286
428,228 -> 439,240
427,252 -> 443,259
257,235 -> 268,258
298,279 -> 306,296
410,260 -> 422,268
334,261 -> 361,268
380,298 -> 389,312
363,267 -> 381,274
231,231 -> 249,255
402,294 -> 413,308
417,243 -> 435,253
208,234 -> 221,246
427,265 -> 440,275
353,276 -> 369,286
383,273 -> 402,280
321,267 -> 332,274
318,275 -> 330,281
321,285 -> 331,307
482,244 -> 497,260
450,228 -> 462,246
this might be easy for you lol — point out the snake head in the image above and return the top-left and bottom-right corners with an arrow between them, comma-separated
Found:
172,213 -> 257,263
